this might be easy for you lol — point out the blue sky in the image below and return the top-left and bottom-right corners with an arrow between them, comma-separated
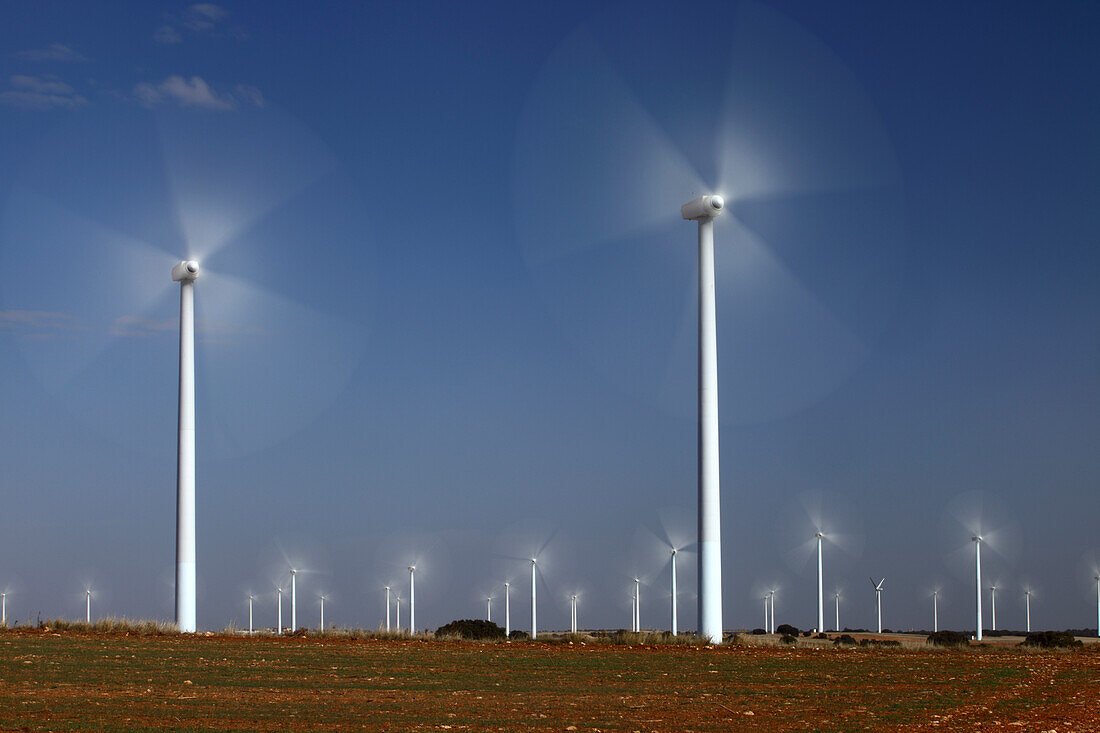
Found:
0,0 -> 1098,634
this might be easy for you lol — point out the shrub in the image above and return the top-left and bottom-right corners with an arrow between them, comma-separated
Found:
780,634 -> 797,645
814,633 -> 828,640
1022,631 -> 1082,649
928,630 -> 969,648
508,629 -> 530,640
435,619 -> 506,640
751,628 -> 766,635
775,624 -> 799,636
833,634 -> 857,646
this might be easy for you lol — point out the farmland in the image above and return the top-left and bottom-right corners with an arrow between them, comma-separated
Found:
1,628 -> 1098,731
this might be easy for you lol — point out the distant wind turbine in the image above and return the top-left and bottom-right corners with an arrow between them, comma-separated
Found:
1,592 -> 6,626
834,592 -> 841,633
248,594 -> 254,635
972,536 -> 984,641
408,565 -> 416,634
530,559 -> 537,639
1024,588 -> 1031,633
486,596 -> 492,623
319,595 -> 326,633
504,582 -> 511,637
85,588 -> 91,624
633,577 -> 641,632
277,586 -> 283,634
869,578 -> 885,634
570,594 -> 578,634
762,595 -> 769,632
815,532 -> 824,632
395,594 -> 401,630
670,548 -> 678,636
989,584 -> 998,632
932,590 -> 939,633
1095,575 -> 1099,637
384,586 -> 391,631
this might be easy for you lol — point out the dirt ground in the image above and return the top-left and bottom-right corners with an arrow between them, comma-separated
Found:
1,628 -> 1098,731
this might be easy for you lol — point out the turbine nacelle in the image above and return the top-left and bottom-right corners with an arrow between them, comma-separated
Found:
681,194 -> 724,220
171,260 -> 201,282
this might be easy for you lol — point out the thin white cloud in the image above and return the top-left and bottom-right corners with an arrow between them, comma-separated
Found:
0,74 -> 86,109
154,25 -> 182,45
13,43 -> 86,62
134,75 -> 263,111
0,309 -> 79,334
183,3 -> 226,31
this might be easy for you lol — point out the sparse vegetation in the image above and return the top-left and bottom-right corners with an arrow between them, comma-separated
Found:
833,634 -> 857,646
780,634 -> 797,645
435,619 -> 506,640
928,630 -> 970,648
38,617 -> 178,635
776,623 -> 799,636
1021,631 -> 1083,649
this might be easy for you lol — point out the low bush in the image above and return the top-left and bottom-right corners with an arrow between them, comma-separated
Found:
780,634 -> 797,645
1021,631 -> 1082,649
928,630 -> 969,648
833,634 -> 857,646
814,633 -> 828,640
775,624 -> 799,636
751,628 -> 766,635
508,629 -> 530,640
435,619 -> 506,641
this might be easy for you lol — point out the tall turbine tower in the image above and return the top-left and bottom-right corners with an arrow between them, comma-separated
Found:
486,596 -> 492,623
633,577 -> 641,632
972,536 -> 983,641
933,591 -> 939,633
319,594 -> 326,632
989,584 -> 998,632
1024,588 -> 1031,633
504,581 -> 510,638
834,592 -> 840,632
384,586 -> 391,631
248,594 -> 254,635
290,569 -> 297,632
530,559 -> 537,639
815,532 -> 824,632
670,548 -> 678,636
408,566 -> 416,634
869,578 -> 885,634
682,194 -> 725,644
1,592 -> 6,626
172,259 -> 200,633
85,588 -> 91,624
1095,575 -> 1099,637
277,587 -> 283,634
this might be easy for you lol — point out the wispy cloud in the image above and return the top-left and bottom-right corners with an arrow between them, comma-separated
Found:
0,309 -> 80,337
13,43 -> 86,62
156,4 -> 242,43
134,75 -> 263,111
0,74 -> 87,109
110,313 -> 265,339
153,25 -> 182,45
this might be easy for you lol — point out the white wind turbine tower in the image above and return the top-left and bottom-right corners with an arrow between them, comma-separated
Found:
932,590 -> 939,633
989,584 -> 998,632
85,588 -> 92,624
319,595 -> 326,633
530,559 -> 537,639
633,577 -> 641,632
834,592 -> 841,632
276,586 -> 283,634
869,578 -> 885,634
290,568 -> 298,632
248,594 -> 254,635
972,536 -> 984,641
815,531 -> 824,632
384,586 -> 391,631
408,565 -> 416,634
486,596 -> 492,623
1,592 -> 6,626
762,594 -> 769,633
682,194 -> 725,645
395,594 -> 401,631
570,594 -> 578,634
670,548 -> 678,636
504,582 -> 511,637
1094,575 -> 1099,637
172,259 -> 199,633
1024,588 -> 1031,633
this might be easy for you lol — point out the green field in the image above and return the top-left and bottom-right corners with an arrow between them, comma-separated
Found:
1,629 -> 1097,731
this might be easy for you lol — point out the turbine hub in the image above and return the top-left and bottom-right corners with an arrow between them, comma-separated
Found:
681,194 -> 725,220
171,260 -> 200,282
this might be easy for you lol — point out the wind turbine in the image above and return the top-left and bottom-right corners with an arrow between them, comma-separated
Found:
972,536 -> 984,641
633,577 -> 642,632
1024,588 -> 1031,633
1095,575 -> 1099,637
85,588 -> 91,624
384,586 -> 391,631
670,548 -> 678,636
290,568 -> 298,632
869,578 -> 885,634
504,582 -> 511,637
762,594 -> 769,632
276,586 -> 283,634
932,590 -> 939,633
989,584 -> 998,632
395,594 -> 401,631
1,592 -> 6,626
570,594 -> 578,634
172,260 -> 200,633
248,594 -> 254,635
834,592 -> 841,632
319,594 -> 326,633
815,531 -> 824,632
486,595 -> 492,623
682,193 -> 725,645
530,559 -> 537,639
767,589 -> 777,634
408,565 -> 416,634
